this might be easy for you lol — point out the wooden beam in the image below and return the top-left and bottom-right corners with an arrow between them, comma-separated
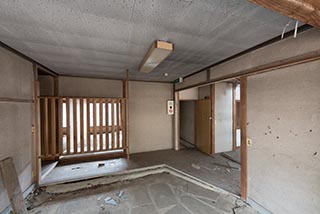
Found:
116,100 -> 120,149
0,158 -> 28,214
93,99 -> 97,152
105,100 -> 109,150
99,99 -> 103,151
240,76 -> 248,200
111,100 -> 115,150
249,0 -> 320,27
33,81 -> 41,184
43,98 -> 49,156
50,98 -> 56,155
73,99 -> 78,154
58,98 -> 63,155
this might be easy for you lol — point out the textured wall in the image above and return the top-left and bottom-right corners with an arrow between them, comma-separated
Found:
39,75 -> 55,96
247,61 -> 320,214
129,81 -> 173,153
215,83 -> 233,153
0,47 -> 34,212
180,101 -> 195,145
58,76 -> 123,98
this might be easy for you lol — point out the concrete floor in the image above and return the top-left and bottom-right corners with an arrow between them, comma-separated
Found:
41,148 -> 240,195
29,173 -> 256,214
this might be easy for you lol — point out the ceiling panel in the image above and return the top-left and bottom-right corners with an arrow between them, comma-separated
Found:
0,0 -> 297,82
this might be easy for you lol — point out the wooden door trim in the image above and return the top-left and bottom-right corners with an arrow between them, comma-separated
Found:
210,84 -> 215,155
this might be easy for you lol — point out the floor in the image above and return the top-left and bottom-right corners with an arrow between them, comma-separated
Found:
28,173 -> 257,214
41,148 -> 241,195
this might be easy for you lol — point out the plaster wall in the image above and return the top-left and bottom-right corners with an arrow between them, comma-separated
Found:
39,75 -> 54,96
247,60 -> 320,214
0,47 -> 34,212
128,81 -> 173,153
58,76 -> 123,98
215,83 -> 233,153
179,88 -> 198,100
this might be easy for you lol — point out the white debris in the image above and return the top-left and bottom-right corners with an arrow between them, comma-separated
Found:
191,164 -> 201,170
117,190 -> 124,198
104,197 -> 117,206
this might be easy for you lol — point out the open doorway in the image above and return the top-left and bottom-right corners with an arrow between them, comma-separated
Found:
177,78 -> 245,195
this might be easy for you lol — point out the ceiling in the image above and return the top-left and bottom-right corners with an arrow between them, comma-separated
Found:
0,0 -> 297,82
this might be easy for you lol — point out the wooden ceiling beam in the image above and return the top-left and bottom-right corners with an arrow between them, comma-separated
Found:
249,0 -> 320,27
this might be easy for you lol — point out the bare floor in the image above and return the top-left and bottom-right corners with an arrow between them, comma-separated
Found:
42,148 -> 240,195
28,173 -> 256,214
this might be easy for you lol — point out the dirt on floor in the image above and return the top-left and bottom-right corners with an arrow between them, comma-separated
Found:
27,173 -> 258,214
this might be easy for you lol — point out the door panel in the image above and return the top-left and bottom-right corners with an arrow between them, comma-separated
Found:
195,99 -> 211,155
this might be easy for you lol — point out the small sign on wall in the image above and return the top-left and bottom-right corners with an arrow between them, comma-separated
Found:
167,100 -> 174,115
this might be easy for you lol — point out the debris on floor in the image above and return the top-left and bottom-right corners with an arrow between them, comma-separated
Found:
97,163 -> 105,168
104,197 -> 117,206
27,173 -> 259,214
191,163 -> 201,170
71,166 -> 82,170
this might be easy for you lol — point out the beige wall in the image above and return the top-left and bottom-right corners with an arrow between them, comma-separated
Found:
247,60 -> 320,214
178,88 -> 198,100
129,81 -> 174,153
0,47 -> 34,212
39,75 -> 55,96
58,76 -> 123,98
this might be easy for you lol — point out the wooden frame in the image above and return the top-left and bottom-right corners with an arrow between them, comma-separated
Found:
39,97 -> 127,160
240,76 -> 248,200
232,83 -> 237,151
210,84 -> 215,155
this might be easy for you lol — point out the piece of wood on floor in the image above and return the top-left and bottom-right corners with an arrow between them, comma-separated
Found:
0,157 -> 28,214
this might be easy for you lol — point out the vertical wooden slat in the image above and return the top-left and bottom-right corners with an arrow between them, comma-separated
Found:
86,98 -> 91,152
105,99 -> 109,150
232,83 -> 237,151
240,76 -> 248,201
111,99 -> 115,150
80,98 -> 84,153
93,99 -> 97,152
120,99 -> 126,149
58,98 -> 63,155
66,98 -> 70,155
99,99 -> 103,151
43,98 -> 49,156
116,100 -> 120,149
73,98 -> 78,154
50,98 -> 56,156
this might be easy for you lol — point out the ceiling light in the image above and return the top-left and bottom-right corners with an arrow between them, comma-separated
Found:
164,73 -> 168,77
139,40 -> 173,73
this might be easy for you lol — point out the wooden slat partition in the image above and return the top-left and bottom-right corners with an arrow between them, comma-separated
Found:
39,97 -> 126,159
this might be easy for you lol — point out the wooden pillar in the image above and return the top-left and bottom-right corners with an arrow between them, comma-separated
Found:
174,91 -> 180,151
210,84 -> 215,155
240,76 -> 248,200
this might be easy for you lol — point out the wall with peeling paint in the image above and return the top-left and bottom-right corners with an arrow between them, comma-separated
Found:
247,60 -> 320,214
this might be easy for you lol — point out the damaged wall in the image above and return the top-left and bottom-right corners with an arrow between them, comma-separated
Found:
180,101 -> 195,145
247,60 -> 320,214
0,47 -> 34,212
215,83 -> 233,153
58,76 -> 123,98
129,81 -> 173,153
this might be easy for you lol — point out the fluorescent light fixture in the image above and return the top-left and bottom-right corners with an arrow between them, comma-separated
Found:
139,40 -> 174,73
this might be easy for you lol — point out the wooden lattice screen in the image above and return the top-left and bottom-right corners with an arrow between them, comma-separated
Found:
39,97 -> 126,159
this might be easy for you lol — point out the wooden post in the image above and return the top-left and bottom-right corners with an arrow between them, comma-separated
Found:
116,100 -> 120,149
50,98 -> 56,155
33,80 -> 41,184
210,84 -> 215,155
58,98 -> 63,155
111,99 -> 115,150
99,99 -> 103,151
232,83 -> 237,151
240,76 -> 248,200
43,98 -> 49,156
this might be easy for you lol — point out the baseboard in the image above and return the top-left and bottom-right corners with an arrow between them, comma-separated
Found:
247,197 -> 274,214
